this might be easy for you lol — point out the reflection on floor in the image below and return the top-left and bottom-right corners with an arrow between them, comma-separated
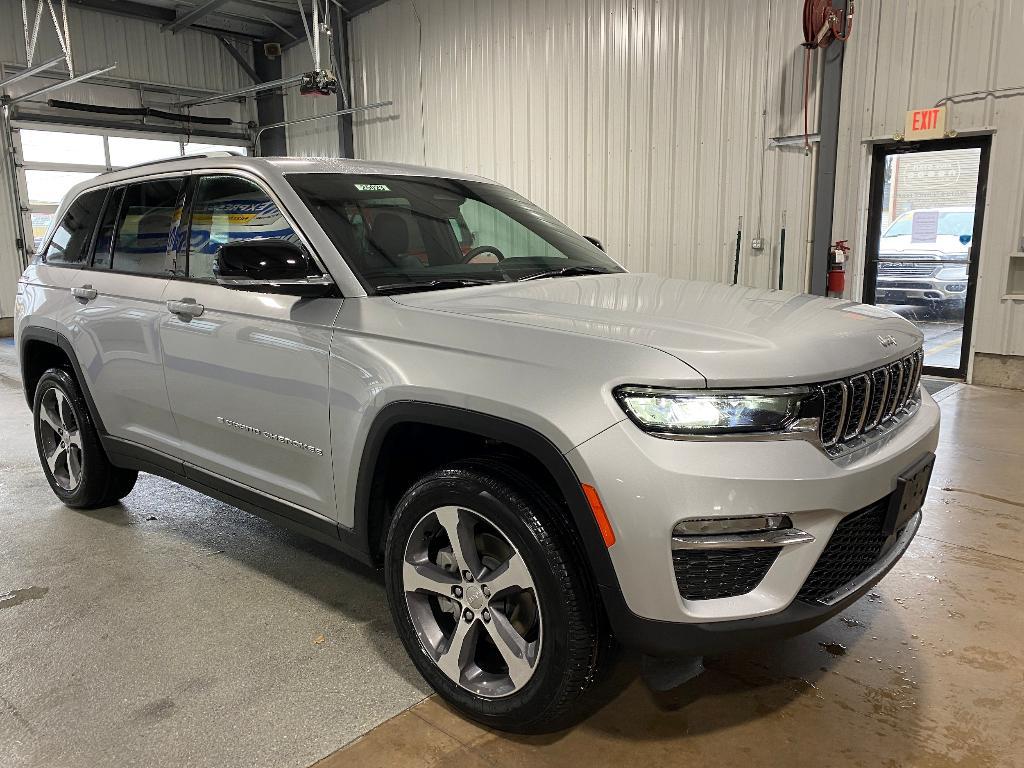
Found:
883,304 -> 964,370
921,376 -> 958,397
316,383 -> 1024,768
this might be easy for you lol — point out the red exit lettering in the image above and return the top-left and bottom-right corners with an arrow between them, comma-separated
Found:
912,109 -> 939,131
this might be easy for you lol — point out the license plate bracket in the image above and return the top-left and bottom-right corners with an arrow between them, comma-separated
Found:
885,452 -> 934,536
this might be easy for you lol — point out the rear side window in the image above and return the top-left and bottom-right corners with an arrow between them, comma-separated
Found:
187,175 -> 297,281
43,188 -> 106,267
111,177 -> 185,276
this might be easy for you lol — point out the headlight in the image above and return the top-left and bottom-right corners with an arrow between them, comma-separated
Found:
937,265 -> 967,280
614,386 -> 820,436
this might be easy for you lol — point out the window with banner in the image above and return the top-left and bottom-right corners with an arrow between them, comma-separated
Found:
17,127 -> 248,254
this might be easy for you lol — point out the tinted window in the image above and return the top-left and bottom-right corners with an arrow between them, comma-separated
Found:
287,174 -> 621,293
43,188 -> 106,267
188,175 -> 297,281
111,178 -> 185,276
92,187 -> 124,270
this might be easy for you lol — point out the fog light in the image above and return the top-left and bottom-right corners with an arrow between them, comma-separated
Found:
673,515 -> 792,537
945,283 -> 966,292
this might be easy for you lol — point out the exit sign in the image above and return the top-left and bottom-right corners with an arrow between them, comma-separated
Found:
905,106 -> 947,140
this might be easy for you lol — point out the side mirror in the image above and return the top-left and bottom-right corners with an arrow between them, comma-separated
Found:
584,235 -> 604,251
213,239 -> 333,296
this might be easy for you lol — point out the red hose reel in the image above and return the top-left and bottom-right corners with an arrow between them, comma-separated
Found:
803,0 -> 854,49
800,1 -> 855,152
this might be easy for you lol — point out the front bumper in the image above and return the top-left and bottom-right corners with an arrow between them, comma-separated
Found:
876,276 -> 967,303
567,389 -> 940,656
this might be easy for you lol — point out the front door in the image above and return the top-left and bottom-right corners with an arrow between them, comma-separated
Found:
158,173 -> 342,518
863,137 -> 990,377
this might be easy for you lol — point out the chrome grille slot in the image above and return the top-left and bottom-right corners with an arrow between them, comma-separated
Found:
884,362 -> 904,420
865,368 -> 888,431
843,374 -> 871,440
899,356 -> 916,410
819,382 -> 847,447
817,349 -> 923,457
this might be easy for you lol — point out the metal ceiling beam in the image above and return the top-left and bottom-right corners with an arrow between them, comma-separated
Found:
163,0 -> 231,34
69,0 -> 277,40
217,36 -> 260,83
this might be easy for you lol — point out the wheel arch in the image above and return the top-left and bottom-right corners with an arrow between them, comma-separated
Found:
19,326 -> 107,434
354,401 -> 622,598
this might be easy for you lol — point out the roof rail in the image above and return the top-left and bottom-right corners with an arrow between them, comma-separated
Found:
101,150 -> 245,175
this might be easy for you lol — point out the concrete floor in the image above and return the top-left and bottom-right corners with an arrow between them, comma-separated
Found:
0,339 -> 429,767
2,338 -> 1023,768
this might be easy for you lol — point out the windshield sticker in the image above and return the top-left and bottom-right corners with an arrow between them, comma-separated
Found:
355,183 -> 390,192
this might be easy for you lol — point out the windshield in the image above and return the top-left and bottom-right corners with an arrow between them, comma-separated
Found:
287,173 -> 622,293
883,210 -> 974,238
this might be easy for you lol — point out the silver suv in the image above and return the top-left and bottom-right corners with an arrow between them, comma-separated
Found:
15,155 -> 939,732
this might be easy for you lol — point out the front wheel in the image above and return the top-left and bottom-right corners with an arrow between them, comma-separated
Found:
384,463 -> 611,733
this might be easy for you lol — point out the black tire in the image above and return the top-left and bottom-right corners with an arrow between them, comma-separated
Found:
384,461 -> 613,733
32,368 -> 138,509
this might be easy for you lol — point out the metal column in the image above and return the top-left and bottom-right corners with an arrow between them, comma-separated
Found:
809,0 -> 848,296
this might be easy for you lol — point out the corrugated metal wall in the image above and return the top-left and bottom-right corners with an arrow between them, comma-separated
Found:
349,0 -> 820,290
0,3 -> 256,320
834,0 -> 1024,360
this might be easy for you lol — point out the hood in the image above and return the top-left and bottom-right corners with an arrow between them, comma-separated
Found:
880,235 -> 969,258
393,274 -> 923,387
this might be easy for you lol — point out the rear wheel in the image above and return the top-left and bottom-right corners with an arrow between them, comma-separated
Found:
385,462 -> 612,733
32,368 -> 138,508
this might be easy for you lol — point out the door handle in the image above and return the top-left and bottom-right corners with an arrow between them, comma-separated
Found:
166,299 -> 205,319
72,285 -> 97,301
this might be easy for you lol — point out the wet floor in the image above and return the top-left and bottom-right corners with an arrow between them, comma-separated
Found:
316,384 -> 1024,768
0,342 -> 429,768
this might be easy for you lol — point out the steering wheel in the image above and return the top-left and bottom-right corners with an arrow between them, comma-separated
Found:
460,245 -> 506,263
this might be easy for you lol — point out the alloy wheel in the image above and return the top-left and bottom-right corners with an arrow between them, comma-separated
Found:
38,386 -> 83,491
402,505 -> 542,698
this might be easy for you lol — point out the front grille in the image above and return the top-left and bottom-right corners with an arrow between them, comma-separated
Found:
797,500 -> 892,602
878,263 -> 937,278
673,547 -> 780,600
879,281 -> 933,290
818,349 -> 922,455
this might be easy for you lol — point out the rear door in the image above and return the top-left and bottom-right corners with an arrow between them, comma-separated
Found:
158,172 -> 342,518
59,176 -> 184,454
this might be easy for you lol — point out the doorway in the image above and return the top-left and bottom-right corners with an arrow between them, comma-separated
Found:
862,136 -> 990,378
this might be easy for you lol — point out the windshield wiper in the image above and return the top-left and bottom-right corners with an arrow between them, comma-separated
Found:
519,266 -> 611,282
375,278 -> 499,295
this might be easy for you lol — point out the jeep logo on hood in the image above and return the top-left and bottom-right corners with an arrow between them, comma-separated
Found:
878,334 -> 898,348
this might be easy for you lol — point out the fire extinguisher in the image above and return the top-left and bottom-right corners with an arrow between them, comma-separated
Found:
827,240 -> 850,296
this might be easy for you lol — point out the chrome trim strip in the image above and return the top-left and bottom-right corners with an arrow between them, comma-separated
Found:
813,512 -> 921,606
671,528 -> 815,550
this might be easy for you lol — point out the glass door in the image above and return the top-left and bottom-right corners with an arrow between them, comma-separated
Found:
863,138 -> 990,377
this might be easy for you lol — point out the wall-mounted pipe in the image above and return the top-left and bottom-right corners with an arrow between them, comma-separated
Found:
8,63 -> 118,105
778,211 -> 787,291
253,100 -> 393,155
0,56 -> 64,90
177,73 -> 306,109
732,216 -> 742,285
